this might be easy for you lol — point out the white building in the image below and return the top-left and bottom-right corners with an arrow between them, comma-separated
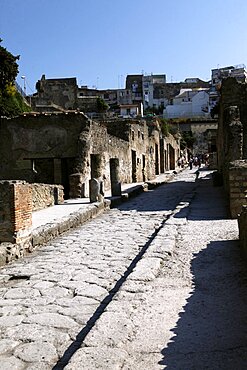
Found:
163,89 -> 210,118
119,103 -> 144,118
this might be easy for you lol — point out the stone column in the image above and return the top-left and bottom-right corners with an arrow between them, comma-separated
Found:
69,173 -> 85,198
89,154 -> 104,203
110,158 -> 121,196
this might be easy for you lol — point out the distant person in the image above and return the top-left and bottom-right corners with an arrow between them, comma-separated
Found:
189,157 -> 193,170
181,155 -> 185,168
195,169 -> 200,181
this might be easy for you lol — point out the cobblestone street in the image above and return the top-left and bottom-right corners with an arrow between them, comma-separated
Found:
0,168 -> 247,369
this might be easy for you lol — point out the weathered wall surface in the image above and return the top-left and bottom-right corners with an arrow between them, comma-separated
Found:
31,184 -> 64,211
217,78 -> 247,254
0,113 -> 180,199
0,112 -> 89,184
34,76 -> 78,110
217,79 -> 246,200
228,160 -> 247,218
217,78 -> 247,175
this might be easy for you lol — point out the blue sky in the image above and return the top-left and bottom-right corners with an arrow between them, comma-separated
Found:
1,0 -> 247,94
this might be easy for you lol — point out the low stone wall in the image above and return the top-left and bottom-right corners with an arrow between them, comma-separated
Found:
238,206 -> 247,257
0,181 -> 64,266
228,160 -> 247,218
0,180 -> 32,245
31,183 -> 64,211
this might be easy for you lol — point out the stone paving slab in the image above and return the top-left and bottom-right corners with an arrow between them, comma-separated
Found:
30,173 -> 175,251
64,169 -> 247,370
2,168 -> 243,369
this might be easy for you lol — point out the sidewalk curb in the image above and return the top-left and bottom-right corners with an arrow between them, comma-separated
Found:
31,200 -> 110,248
31,178 -> 174,247
0,171 -> 179,266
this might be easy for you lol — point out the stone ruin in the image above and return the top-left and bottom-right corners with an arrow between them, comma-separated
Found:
0,112 -> 181,264
217,77 -> 247,255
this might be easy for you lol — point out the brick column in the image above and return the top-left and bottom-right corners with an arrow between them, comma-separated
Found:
0,181 -> 32,244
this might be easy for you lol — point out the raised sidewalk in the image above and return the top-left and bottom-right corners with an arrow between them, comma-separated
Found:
31,172 -> 176,248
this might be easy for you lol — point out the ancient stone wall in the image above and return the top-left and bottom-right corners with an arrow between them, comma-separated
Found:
0,112 -> 89,183
217,78 -> 247,174
217,78 -> 247,227
35,75 -> 78,110
228,160 -> 247,218
217,79 -> 247,197
0,112 -> 180,199
31,184 -> 64,211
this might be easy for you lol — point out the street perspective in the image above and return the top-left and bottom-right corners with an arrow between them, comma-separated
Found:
0,166 -> 246,370
1,1 -> 247,368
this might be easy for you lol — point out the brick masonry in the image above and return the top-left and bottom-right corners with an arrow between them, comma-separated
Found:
0,180 -> 32,244
0,181 -> 64,266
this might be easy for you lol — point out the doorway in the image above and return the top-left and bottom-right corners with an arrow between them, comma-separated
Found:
131,150 -> 137,182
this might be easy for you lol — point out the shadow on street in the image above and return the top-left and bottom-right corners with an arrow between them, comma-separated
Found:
159,239 -> 247,369
158,171 -> 247,369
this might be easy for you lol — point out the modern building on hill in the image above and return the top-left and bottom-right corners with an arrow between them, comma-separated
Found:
211,64 -> 247,88
209,64 -> 247,115
142,74 -> 166,110
163,89 -> 210,119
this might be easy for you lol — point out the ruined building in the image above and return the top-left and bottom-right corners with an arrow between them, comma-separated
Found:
0,112 -> 180,200
0,107 -> 181,264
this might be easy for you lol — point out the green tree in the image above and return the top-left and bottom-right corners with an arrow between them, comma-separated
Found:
0,40 -> 30,117
96,96 -> 109,113
0,39 -> 19,89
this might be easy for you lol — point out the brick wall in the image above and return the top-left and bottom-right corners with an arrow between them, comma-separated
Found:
0,181 -> 64,265
0,180 -> 32,244
228,160 -> 247,218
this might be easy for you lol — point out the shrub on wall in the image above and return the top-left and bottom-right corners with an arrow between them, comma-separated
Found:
0,88 -> 31,117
